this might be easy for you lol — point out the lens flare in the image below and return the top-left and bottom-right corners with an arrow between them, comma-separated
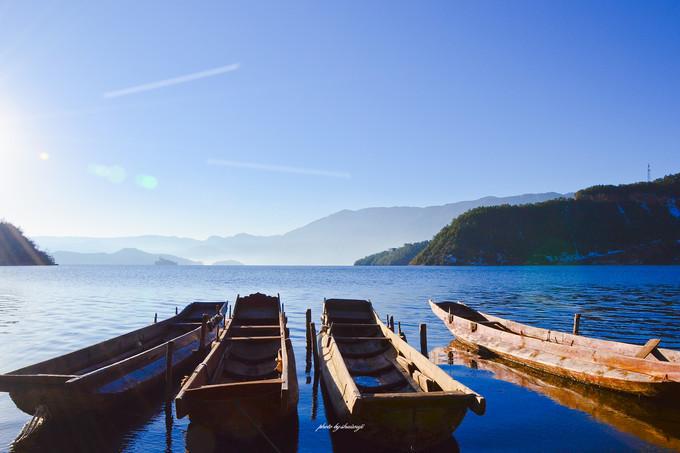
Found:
135,174 -> 158,189
88,164 -> 127,183
39,152 -> 49,160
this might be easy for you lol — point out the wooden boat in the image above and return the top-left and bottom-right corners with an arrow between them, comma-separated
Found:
175,293 -> 298,438
430,300 -> 680,397
0,302 -> 226,418
318,298 -> 485,450
432,344 -> 680,451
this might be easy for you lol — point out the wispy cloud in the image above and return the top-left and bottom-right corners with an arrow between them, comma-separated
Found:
103,63 -> 240,99
206,159 -> 351,179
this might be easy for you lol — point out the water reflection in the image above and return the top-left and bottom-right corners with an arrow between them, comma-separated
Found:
318,380 -> 459,453
433,342 -> 680,451
9,402 -> 161,453
185,413 -> 299,453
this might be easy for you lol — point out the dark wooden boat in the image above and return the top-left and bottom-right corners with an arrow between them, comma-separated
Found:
175,293 -> 298,438
0,302 -> 226,418
318,298 -> 485,450
432,344 -> 680,451
430,300 -> 680,397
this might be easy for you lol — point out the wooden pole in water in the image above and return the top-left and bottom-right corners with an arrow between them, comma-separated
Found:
228,305 -> 232,319
420,323 -> 428,356
200,314 -> 209,350
175,306 -> 178,315
165,341 -> 174,400
310,322 -> 319,373
573,313 -> 581,335
398,322 -> 407,342
305,309 -> 312,372
154,313 -> 157,323
389,315 -> 394,332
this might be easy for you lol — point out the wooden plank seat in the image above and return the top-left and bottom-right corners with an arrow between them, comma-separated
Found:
222,369 -> 279,381
334,336 -> 389,342
223,336 -> 281,341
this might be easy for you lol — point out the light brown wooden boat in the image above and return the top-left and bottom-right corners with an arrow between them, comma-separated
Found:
432,344 -> 680,452
0,302 -> 226,418
430,300 -> 680,397
318,298 -> 484,450
175,293 -> 298,438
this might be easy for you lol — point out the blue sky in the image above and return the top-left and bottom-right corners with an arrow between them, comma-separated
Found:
0,1 -> 678,237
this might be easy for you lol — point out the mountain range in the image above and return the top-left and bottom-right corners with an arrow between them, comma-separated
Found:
52,248 -> 201,266
34,192 -> 566,265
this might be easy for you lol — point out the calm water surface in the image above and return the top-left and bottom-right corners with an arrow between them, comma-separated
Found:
0,265 -> 679,452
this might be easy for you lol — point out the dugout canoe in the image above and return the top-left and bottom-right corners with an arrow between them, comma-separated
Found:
175,293 -> 298,437
430,300 -> 680,397
0,302 -> 227,418
318,298 -> 485,450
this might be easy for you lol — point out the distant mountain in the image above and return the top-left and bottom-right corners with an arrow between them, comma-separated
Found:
212,259 -> 244,266
34,192 -> 566,265
355,241 -> 429,266
53,248 -> 201,265
412,174 -> 680,265
0,222 -> 55,266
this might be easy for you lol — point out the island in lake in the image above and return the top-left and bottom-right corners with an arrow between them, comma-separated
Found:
0,222 -> 55,266
356,172 -> 680,266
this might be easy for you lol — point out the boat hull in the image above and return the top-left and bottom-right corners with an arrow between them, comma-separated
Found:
430,300 -> 680,398
176,293 -> 299,438
1,301 -> 226,417
318,337 -> 467,449
182,342 -> 298,438
8,341 -> 203,417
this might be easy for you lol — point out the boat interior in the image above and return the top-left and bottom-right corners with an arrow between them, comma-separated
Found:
209,293 -> 286,385
324,299 -> 442,394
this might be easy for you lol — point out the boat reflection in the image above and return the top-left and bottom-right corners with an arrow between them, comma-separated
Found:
432,341 -> 680,451
185,412 -> 299,453
319,377 -> 460,453
9,400 -> 163,453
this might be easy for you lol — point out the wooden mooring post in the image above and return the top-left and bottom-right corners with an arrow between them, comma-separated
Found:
175,306 -> 178,315
165,341 -> 174,399
310,322 -> 319,373
154,313 -> 158,323
398,322 -> 407,342
573,313 -> 581,335
420,323 -> 428,356
305,309 -> 312,372
389,315 -> 394,332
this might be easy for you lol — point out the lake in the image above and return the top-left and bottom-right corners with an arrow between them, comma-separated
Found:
1,265 -> 679,452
